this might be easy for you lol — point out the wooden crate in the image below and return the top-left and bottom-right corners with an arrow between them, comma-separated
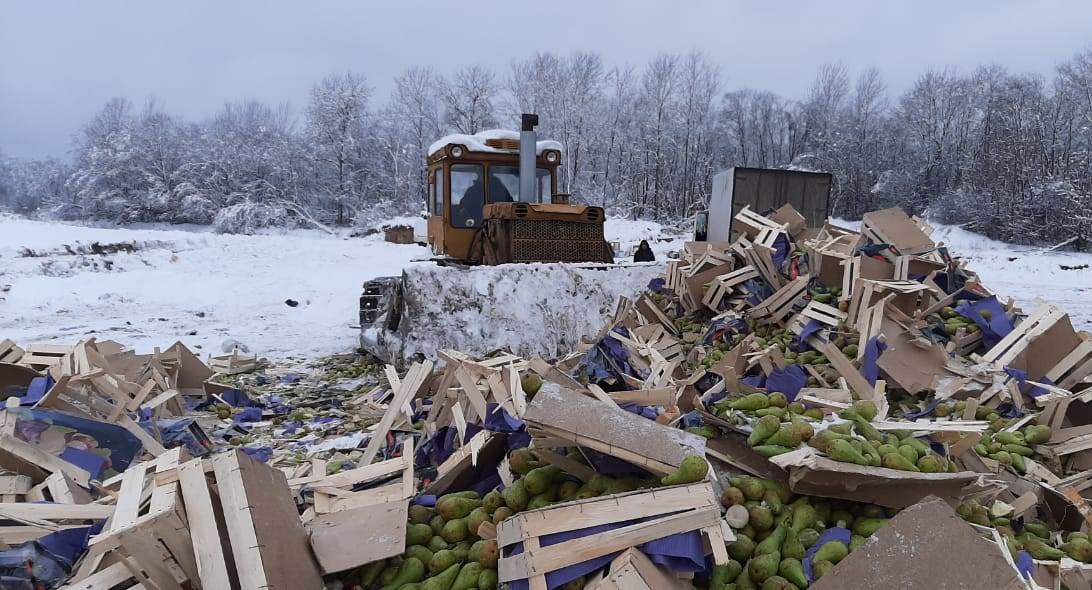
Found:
200,450 -> 323,590
0,501 -> 112,548
61,560 -> 148,590
747,276 -> 808,324
590,548 -> 691,590
87,448 -> 197,590
496,482 -> 726,590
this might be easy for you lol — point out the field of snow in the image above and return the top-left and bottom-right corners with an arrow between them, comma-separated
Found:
0,214 -> 428,359
0,214 -> 1087,362
928,223 -> 1092,330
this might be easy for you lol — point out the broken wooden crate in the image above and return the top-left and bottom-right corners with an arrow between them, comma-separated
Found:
496,482 -> 727,590
83,448 -> 322,590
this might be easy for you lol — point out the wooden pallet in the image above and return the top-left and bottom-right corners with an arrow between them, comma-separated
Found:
496,483 -> 726,590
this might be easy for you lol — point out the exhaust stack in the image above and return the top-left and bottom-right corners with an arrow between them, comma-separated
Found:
519,113 -> 539,203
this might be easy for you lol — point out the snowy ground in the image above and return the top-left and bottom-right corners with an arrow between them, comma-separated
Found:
0,214 -> 428,359
0,214 -> 1087,362
928,223 -> 1092,330
0,214 -> 687,360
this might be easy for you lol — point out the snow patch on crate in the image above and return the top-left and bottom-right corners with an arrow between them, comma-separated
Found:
427,129 -> 563,157
386,262 -> 664,362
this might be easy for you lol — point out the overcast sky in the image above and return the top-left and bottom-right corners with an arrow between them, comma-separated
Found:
2,0 -> 1091,159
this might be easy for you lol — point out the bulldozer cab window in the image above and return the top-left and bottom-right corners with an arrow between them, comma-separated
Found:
430,168 -> 443,216
488,166 -> 553,204
450,163 -> 484,228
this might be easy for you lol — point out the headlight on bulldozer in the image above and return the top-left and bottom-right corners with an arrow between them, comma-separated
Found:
450,145 -> 465,158
544,150 -> 559,163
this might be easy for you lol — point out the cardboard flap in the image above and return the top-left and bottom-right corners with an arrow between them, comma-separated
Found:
769,447 -> 981,508
810,496 -> 1024,590
523,384 -> 705,472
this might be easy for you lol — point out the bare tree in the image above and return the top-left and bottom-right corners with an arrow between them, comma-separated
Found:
442,65 -> 497,134
306,72 -> 371,224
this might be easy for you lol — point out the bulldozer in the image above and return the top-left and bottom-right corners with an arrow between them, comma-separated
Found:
424,114 -> 614,265
359,115 -> 659,366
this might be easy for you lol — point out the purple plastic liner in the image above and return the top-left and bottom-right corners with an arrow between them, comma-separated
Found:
1016,551 -> 1034,579
619,403 -> 659,420
232,406 -> 263,423
741,374 -> 766,389
771,234 -> 791,266
793,319 -> 824,352
955,296 -> 1013,349
59,447 -> 107,479
803,527 -> 851,582
413,494 -> 437,507
1005,367 -> 1054,398
484,403 -> 525,432
583,449 -> 650,478
766,364 -> 807,401
241,446 -> 273,462
13,375 -> 53,406
903,399 -> 940,419
507,516 -> 705,590
703,316 -> 748,346
862,336 -> 887,385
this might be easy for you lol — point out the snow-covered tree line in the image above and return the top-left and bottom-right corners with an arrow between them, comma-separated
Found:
2,49 -> 1092,247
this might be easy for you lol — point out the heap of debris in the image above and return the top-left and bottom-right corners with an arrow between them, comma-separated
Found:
0,204 -> 1091,589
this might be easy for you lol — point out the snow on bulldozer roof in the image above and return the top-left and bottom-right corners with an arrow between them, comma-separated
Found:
427,128 -> 563,157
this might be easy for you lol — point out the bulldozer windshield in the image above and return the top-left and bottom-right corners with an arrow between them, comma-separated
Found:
451,163 -> 485,228
488,165 -> 552,204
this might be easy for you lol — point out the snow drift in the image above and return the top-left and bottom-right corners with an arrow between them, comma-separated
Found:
366,261 -> 665,365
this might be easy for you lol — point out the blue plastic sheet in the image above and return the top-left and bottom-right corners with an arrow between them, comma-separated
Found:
585,327 -> 648,384
619,403 -> 659,420
803,527 -> 852,583
483,403 -> 530,449
792,319 -> 824,352
6,407 -> 142,480
1005,367 -> 1054,399
232,407 -> 263,423
703,316 -> 748,346
903,399 -> 941,419
1016,550 -> 1034,579
484,403 -> 524,432
956,296 -> 1013,349
2,374 -> 55,408
771,233 -> 792,267
241,446 -> 273,462
156,417 -> 212,456
862,336 -> 887,385
647,278 -> 669,294
857,244 -> 890,257
414,494 -> 437,507
583,449 -> 651,477
741,374 -> 766,389
507,519 -> 705,590
766,364 -> 808,401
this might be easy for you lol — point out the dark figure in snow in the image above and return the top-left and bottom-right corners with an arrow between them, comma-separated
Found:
633,240 -> 656,262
